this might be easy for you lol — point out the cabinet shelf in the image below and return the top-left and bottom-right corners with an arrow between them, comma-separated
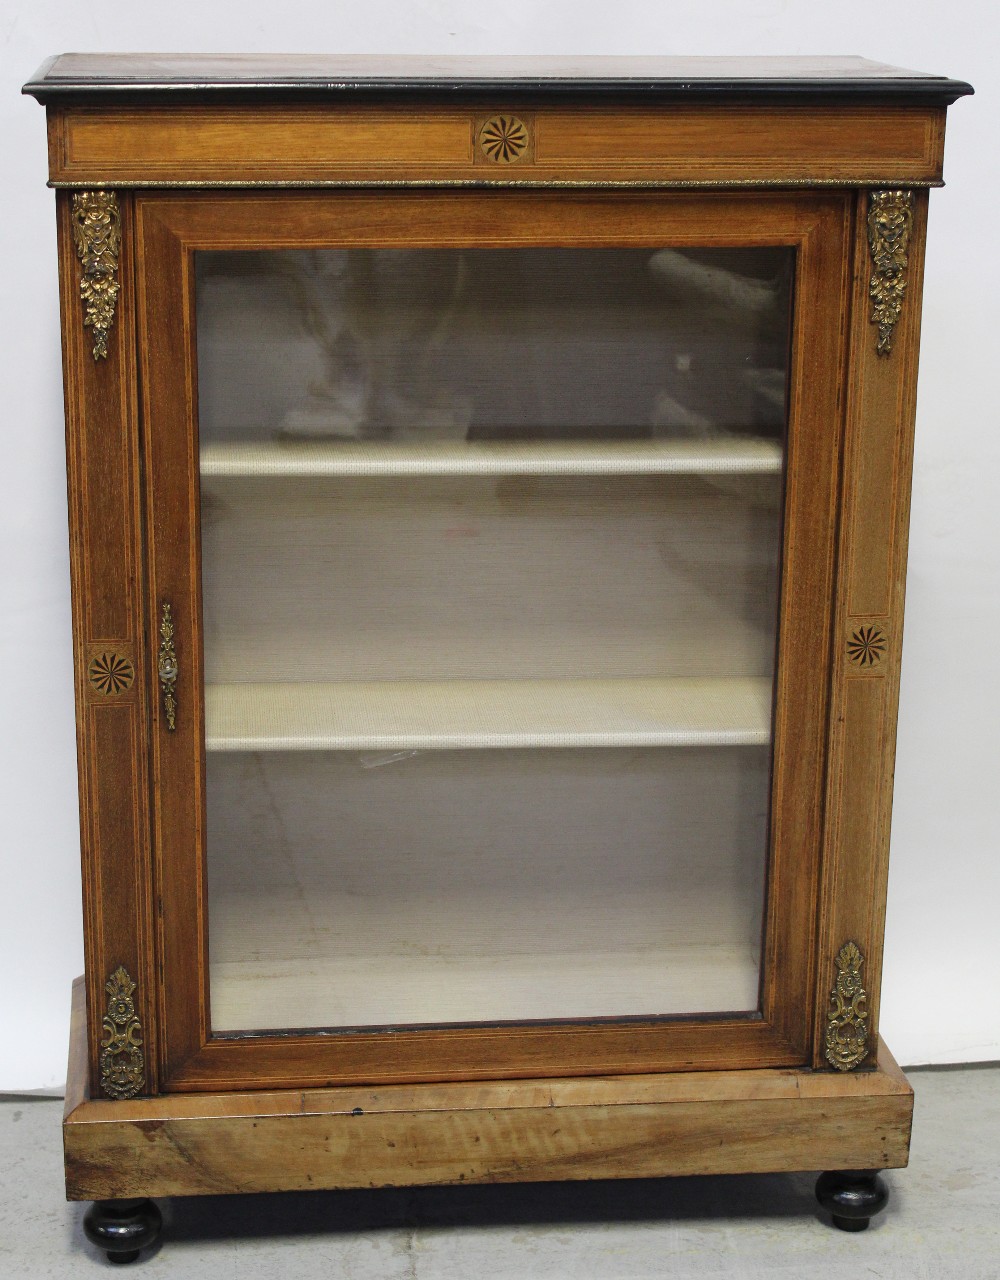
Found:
210,943 -> 762,1031
204,675 -> 772,752
199,437 -> 783,480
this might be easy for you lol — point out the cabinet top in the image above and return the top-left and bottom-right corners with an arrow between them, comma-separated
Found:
24,53 -> 973,106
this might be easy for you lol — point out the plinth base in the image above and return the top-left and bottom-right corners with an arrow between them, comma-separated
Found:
63,978 -> 912,1203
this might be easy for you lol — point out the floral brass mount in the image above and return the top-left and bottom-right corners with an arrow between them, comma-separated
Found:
867,189 -> 913,357
824,941 -> 870,1072
158,603 -> 178,731
70,190 -> 121,360
99,966 -> 145,1099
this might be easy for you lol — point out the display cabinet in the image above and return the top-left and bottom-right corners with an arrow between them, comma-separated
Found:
24,54 -> 971,1263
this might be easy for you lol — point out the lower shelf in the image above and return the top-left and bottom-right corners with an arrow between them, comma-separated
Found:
205,676 -> 773,751
64,980 -> 913,1201
209,943 -> 762,1032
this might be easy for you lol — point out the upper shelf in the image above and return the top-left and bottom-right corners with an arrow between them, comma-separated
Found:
199,438 -> 784,480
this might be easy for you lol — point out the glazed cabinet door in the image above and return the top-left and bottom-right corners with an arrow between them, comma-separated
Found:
135,191 -> 851,1091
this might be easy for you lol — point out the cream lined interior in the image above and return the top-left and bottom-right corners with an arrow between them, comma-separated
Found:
196,245 -> 789,1036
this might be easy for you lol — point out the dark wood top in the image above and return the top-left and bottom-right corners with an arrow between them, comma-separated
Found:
24,54 -> 973,106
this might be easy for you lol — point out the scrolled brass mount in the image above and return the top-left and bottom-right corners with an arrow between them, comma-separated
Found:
158,602 -> 178,731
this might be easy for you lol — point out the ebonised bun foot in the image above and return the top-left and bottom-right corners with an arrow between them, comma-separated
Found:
816,1169 -> 889,1231
83,1198 -> 162,1263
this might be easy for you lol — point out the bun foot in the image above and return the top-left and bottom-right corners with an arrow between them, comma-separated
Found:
816,1169 -> 889,1231
83,1198 -> 162,1263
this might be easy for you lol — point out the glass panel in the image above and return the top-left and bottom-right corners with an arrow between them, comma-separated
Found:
207,748 -> 769,1030
196,246 -> 792,1034
196,248 -> 790,443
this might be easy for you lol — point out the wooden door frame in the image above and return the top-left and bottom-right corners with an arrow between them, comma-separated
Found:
132,188 -> 852,1092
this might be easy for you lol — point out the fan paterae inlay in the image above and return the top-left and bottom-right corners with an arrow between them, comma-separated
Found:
847,624 -> 888,669
88,652 -> 135,696
479,115 -> 529,162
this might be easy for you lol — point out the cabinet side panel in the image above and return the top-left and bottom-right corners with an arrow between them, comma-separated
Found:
814,189 -> 928,1068
57,190 -> 158,1096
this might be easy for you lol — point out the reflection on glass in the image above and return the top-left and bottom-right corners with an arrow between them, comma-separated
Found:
196,247 -> 791,443
196,246 -> 793,1035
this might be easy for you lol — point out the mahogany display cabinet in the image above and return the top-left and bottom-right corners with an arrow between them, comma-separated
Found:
24,54 -> 972,1263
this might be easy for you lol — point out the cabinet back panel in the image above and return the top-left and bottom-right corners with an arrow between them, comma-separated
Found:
200,476 -> 780,682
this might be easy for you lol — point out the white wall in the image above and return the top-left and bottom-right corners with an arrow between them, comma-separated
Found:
1,3 -> 997,1090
